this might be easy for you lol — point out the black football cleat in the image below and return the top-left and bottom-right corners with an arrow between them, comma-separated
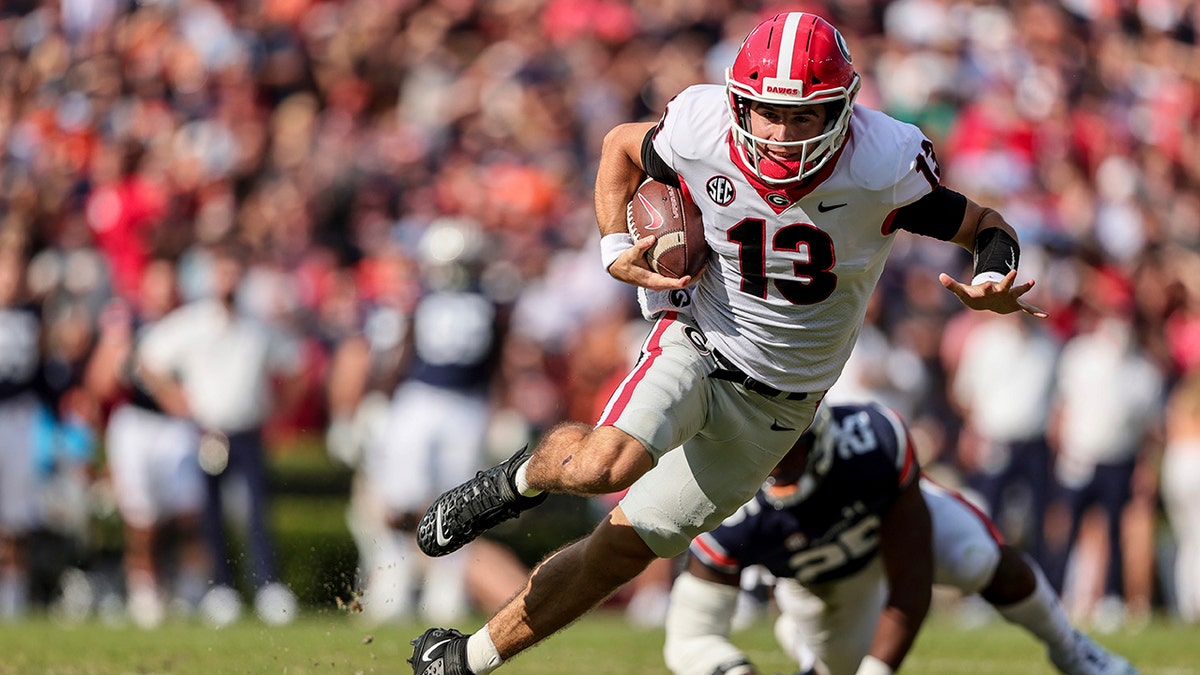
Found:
409,627 -> 470,675
416,446 -> 548,557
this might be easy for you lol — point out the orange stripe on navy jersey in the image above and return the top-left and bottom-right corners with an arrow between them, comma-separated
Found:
691,532 -> 740,574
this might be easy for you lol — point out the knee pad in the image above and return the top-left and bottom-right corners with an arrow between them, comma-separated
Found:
938,540 -> 1000,595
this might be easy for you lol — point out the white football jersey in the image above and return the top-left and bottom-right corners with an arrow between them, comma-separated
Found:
647,84 -> 938,392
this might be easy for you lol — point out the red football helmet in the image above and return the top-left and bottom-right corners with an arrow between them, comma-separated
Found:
726,12 -> 860,185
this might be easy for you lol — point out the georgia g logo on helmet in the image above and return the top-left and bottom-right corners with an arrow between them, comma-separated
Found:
835,28 -> 853,64
724,12 -> 861,186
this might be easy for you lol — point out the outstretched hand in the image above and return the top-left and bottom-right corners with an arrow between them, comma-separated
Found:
939,269 -> 1048,318
607,234 -> 695,291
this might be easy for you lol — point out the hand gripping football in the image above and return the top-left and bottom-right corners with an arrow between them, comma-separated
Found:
625,179 -> 710,280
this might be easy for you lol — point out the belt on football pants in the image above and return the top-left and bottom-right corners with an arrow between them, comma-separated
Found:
709,350 -> 808,401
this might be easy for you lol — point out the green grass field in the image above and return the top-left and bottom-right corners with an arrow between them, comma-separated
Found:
0,607 -> 1194,675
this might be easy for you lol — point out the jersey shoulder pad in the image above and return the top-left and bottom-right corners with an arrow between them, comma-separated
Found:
845,106 -> 935,202
860,403 -> 915,481
653,84 -> 728,163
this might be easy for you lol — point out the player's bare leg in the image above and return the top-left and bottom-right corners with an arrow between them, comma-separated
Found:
980,545 -> 1037,605
521,424 -> 653,496
416,424 -> 652,557
487,506 -> 655,656
123,523 -> 164,627
410,507 -> 657,675
410,425 -> 657,673
173,513 -> 212,611
0,534 -> 28,619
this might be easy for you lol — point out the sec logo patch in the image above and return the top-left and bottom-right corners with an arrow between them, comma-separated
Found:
706,176 -> 735,206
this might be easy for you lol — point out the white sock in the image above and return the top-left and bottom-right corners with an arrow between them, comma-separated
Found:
995,564 -> 1074,650
466,624 -> 504,674
513,461 -> 542,497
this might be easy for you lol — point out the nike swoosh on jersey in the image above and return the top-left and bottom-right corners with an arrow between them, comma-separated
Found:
422,638 -> 453,662
770,420 -> 797,432
435,506 -> 454,547
816,201 -> 848,213
637,193 -> 666,230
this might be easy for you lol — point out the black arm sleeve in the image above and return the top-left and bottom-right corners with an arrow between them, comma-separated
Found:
641,127 -> 680,187
889,186 -> 967,241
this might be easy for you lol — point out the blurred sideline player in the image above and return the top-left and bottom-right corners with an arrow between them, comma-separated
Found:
326,328 -> 529,622
84,257 -> 209,627
664,402 -> 1138,675
0,242 -> 42,618
332,218 -> 526,624
138,239 -> 303,626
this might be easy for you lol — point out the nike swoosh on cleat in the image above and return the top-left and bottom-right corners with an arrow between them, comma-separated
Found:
435,505 -> 453,548
422,638 -> 453,662
770,420 -> 796,432
816,201 -> 847,213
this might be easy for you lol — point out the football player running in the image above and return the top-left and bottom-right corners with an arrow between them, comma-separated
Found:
409,12 -> 1045,675
664,402 -> 1139,675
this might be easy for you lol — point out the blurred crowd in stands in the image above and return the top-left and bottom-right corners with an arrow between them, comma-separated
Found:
1,0 -> 1199,634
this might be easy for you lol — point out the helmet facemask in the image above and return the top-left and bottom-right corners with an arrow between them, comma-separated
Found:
725,75 -> 860,186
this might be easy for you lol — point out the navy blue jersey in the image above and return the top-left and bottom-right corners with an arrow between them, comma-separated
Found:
691,403 -> 917,586
0,303 -> 41,401
407,290 -> 501,391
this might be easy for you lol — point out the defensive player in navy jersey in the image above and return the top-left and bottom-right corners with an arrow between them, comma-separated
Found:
664,403 -> 1138,675
409,13 -> 1045,674
361,217 -> 510,624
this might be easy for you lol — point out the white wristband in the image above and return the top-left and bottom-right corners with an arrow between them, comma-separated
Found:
854,655 -> 895,675
600,232 -> 635,270
971,271 -> 1007,286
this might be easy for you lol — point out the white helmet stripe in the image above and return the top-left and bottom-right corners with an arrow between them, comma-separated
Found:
775,13 -> 805,80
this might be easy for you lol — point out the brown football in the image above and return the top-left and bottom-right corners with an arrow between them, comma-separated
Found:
625,179 -> 710,280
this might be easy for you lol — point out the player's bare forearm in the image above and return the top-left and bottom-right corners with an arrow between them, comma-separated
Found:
595,122 -> 654,236
947,200 -> 1014,251
868,606 -> 924,673
326,335 -> 371,418
595,122 -> 690,291
136,363 -> 193,420
870,480 -> 933,670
